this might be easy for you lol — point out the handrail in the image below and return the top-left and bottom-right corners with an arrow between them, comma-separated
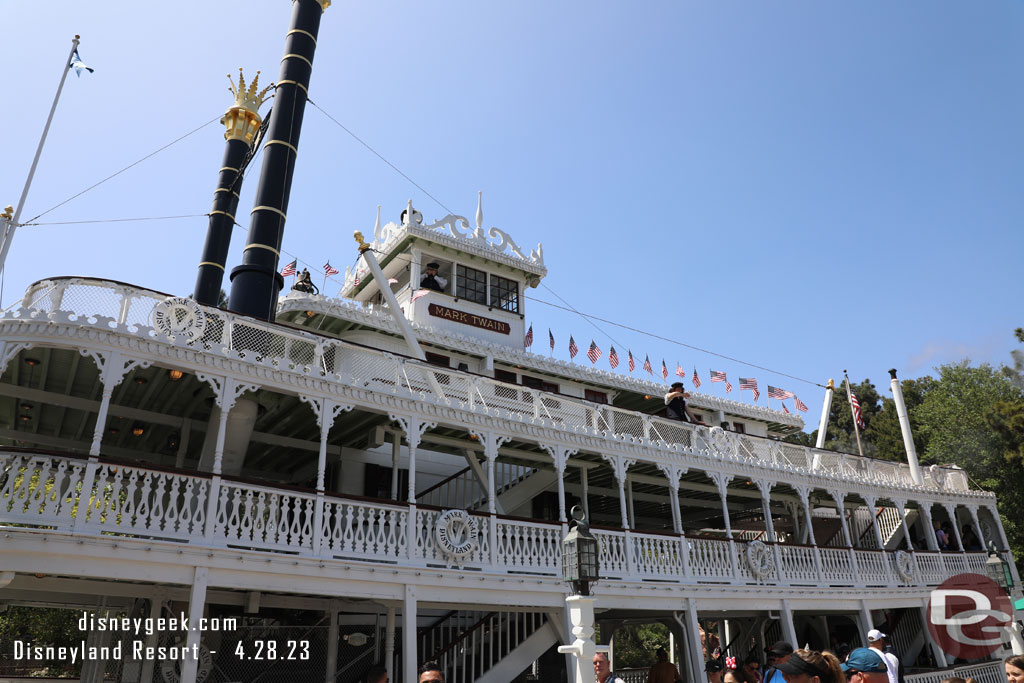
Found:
416,465 -> 473,499
427,611 -> 498,662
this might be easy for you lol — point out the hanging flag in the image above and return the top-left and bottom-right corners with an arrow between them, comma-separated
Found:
782,403 -> 790,414
281,259 -> 297,277
609,346 -> 619,369
643,355 -> 653,375
548,329 -> 555,352
387,277 -> 399,284
569,336 -> 578,359
661,360 -> 669,380
587,341 -> 602,364
767,385 -> 794,400
628,350 -> 635,373
675,363 -> 685,378
851,390 -> 866,429
710,370 -> 727,384
725,380 -> 733,393
739,377 -> 759,401
794,396 -> 809,413
70,48 -> 94,77
692,367 -> 701,389
410,288 -> 431,303
323,261 -> 339,276
523,324 -> 533,349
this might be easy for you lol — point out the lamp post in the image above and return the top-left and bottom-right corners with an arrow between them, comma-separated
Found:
558,505 -> 600,683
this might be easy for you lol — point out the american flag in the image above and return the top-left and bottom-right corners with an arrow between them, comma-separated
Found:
568,336 -> 578,359
851,390 -> 866,429
782,403 -> 790,414
675,363 -> 685,378
643,355 -> 653,375
281,259 -> 297,277
549,329 -> 555,352
523,324 -> 533,348
767,385 -> 795,400
725,380 -> 733,393
794,395 -> 809,413
587,340 -> 602,364
609,346 -> 619,369
628,350 -> 635,372
692,367 -> 701,389
661,360 -> 669,380
323,261 -> 339,276
739,377 -> 759,402
410,288 -> 431,303
710,370 -> 727,383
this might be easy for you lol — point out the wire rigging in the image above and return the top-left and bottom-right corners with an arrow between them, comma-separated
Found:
22,214 -> 209,227
21,115 -> 222,225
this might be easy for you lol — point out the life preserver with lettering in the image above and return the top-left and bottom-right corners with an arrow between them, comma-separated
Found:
434,509 -> 478,560
746,540 -> 774,580
894,550 -> 914,582
159,642 -> 212,683
152,297 -> 206,341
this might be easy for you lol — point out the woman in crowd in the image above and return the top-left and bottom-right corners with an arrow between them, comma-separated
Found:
775,649 -> 844,683
1006,655 -> 1024,683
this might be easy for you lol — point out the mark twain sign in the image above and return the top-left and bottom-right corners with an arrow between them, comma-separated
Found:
428,303 -> 511,335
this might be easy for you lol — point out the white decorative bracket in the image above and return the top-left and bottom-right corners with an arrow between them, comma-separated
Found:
469,429 -> 512,462
79,348 -> 152,389
0,342 -> 33,377
195,373 -> 259,413
299,395 -> 353,429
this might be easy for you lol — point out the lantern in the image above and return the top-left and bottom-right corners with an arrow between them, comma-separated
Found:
986,541 -> 1013,594
562,505 -> 599,596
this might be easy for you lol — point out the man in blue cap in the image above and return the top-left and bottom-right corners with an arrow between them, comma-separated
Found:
841,648 -> 889,683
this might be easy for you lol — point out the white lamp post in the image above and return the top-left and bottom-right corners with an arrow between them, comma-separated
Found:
558,505 -> 600,683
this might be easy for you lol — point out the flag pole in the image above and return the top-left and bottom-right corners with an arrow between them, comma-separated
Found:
0,35 -> 81,276
843,370 -> 864,457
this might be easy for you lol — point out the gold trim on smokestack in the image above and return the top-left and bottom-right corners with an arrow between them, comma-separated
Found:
223,69 -> 273,144
317,0 -> 331,11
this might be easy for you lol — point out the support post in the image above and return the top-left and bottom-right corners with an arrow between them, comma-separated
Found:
180,566 -> 209,683
390,432 -> 401,500
683,600 -> 706,683
919,504 -> 939,552
888,369 -> 924,485
542,445 -> 577,523
858,602 -> 873,645
384,606 -> 396,683
920,602 -> 949,667
139,597 -> 163,683
325,602 -> 339,683
402,586 -> 417,683
781,599 -> 798,649
581,467 -> 590,520
813,379 -> 835,451
557,596 -> 597,683
943,504 -> 965,552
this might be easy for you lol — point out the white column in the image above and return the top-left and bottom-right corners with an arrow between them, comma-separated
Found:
893,498 -> 913,550
138,597 -> 163,683
780,599 -> 798,648
542,445 -> 577,523
757,480 -> 778,542
864,496 -> 884,549
797,487 -> 824,582
580,467 -> 590,520
814,379 -> 835,451
684,600 -> 706,683
402,586 -> 417,682
967,505 -> 984,548
626,478 -> 636,529
89,383 -> 116,456
384,606 -> 396,683
713,474 -> 734,537
858,602 -> 873,645
888,369 -> 924,486
180,566 -> 209,683
557,596 -> 597,683
603,455 -> 634,530
920,602 -> 950,666
325,602 -> 339,683
943,504 -> 965,552
390,432 -> 401,500
831,493 -> 853,547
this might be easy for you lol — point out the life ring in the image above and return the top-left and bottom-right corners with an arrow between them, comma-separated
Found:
152,297 -> 206,341
159,642 -> 212,683
434,509 -> 478,560
894,550 -> 915,582
745,540 -> 774,580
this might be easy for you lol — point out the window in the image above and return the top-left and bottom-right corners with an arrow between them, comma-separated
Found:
585,389 -> 608,404
424,352 -> 450,368
732,422 -> 745,434
522,376 -> 559,393
493,369 -> 518,399
456,264 -> 487,304
490,274 -> 519,313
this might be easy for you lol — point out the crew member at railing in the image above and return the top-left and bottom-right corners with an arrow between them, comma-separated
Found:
419,262 -> 447,292
665,382 -> 704,424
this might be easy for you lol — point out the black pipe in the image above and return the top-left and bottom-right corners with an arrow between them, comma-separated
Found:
228,0 -> 325,320
193,137 -> 250,306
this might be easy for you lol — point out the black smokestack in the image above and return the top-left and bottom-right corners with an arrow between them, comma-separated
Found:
193,70 -> 271,307
228,0 -> 327,320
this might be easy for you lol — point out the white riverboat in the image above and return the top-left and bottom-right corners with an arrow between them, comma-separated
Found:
1,2 -> 1020,682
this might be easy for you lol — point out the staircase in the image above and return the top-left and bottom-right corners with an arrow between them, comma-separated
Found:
418,610 -> 558,683
882,608 -> 926,667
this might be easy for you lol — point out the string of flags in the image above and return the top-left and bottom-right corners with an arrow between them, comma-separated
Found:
522,327 -> 808,412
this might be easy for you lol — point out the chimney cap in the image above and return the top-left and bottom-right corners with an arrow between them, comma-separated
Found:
888,368 -> 898,379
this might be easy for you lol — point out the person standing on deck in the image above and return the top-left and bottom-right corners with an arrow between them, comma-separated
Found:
419,262 -> 447,292
665,382 -> 701,423
867,630 -> 899,683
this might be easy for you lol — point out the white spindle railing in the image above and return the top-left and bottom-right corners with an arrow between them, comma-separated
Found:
906,661 -> 1004,683
10,277 -> 975,494
0,451 -> 999,592
419,610 -> 547,683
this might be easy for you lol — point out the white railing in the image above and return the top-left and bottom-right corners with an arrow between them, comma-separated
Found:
419,610 -> 548,683
10,277 -> 974,495
906,661 -> 1004,683
0,450 -> 998,590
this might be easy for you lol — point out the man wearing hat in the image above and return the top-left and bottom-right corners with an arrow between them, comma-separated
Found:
841,648 -> 889,683
420,262 -> 447,292
664,382 -> 700,423
763,641 -> 794,683
866,630 -> 900,683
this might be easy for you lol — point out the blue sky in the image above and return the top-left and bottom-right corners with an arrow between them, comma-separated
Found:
2,1 -> 1022,424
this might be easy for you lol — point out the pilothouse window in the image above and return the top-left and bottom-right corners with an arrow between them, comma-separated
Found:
490,274 -> 519,313
456,264 -> 487,304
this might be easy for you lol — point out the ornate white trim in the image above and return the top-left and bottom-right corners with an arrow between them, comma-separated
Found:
893,550 -> 915,582
434,509 -> 479,567
746,540 -> 774,580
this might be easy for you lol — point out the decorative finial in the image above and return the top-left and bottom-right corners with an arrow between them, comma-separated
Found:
353,230 -> 370,253
373,205 -> 382,242
476,191 -> 483,231
826,378 -> 834,390
227,68 -> 273,114
317,0 -> 331,10
0,206 -> 13,220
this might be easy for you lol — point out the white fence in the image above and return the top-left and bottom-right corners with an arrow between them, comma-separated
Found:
3,450 -> 996,591
11,277 -> 972,494
906,661 -> 1004,683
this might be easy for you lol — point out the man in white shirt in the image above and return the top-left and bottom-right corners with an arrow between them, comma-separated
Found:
867,629 -> 900,683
